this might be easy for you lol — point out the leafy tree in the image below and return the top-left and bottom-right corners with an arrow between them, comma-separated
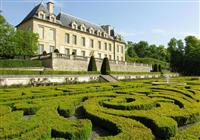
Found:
0,15 -> 16,58
88,55 -> 97,71
101,57 -> 111,75
15,30 -> 39,58
134,41 -> 149,58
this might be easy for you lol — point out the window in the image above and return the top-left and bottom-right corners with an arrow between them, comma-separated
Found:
40,13 -> 44,19
117,56 -> 119,61
49,29 -> 55,41
121,57 -> 124,61
65,48 -> 70,55
117,45 -> 119,53
104,54 -> 107,58
109,44 -> 112,51
98,53 -> 101,59
38,26 -> 44,39
81,51 -> 86,57
72,35 -> 77,45
81,24 -> 86,32
49,45 -> 55,53
65,33 -> 70,44
90,39 -> 94,48
98,41 -> 101,49
121,46 -> 124,53
38,44 -> 44,54
81,37 -> 86,46
109,55 -> 112,60
89,28 -> 94,34
50,17 -> 55,22
72,22 -> 77,29
104,43 -> 107,50
72,49 -> 77,55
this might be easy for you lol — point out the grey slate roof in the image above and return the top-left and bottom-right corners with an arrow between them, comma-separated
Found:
57,12 -> 105,32
17,3 -> 49,27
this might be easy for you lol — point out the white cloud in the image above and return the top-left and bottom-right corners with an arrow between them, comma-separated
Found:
116,30 -> 144,37
178,32 -> 199,37
151,28 -> 167,35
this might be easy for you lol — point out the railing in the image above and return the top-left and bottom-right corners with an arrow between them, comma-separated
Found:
32,53 -> 152,68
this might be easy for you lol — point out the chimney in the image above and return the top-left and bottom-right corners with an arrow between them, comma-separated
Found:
47,2 -> 54,14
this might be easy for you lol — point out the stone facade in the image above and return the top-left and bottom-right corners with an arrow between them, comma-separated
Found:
17,2 -> 126,61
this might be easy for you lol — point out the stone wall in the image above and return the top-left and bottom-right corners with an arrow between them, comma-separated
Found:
0,73 -> 179,87
38,53 -> 152,72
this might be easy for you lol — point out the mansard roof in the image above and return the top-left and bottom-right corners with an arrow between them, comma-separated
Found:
56,12 -> 105,32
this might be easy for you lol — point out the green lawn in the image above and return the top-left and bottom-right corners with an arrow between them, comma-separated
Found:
0,77 -> 200,140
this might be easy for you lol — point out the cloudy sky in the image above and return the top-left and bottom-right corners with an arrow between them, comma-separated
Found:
0,0 -> 199,46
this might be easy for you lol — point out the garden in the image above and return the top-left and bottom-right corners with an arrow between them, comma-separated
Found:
0,77 -> 200,140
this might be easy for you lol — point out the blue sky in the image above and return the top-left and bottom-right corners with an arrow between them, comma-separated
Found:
0,0 -> 199,46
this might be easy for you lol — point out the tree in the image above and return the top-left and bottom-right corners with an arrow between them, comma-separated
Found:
0,15 -> 16,58
88,55 -> 97,71
101,57 -> 111,75
15,30 -> 39,58
134,41 -> 149,58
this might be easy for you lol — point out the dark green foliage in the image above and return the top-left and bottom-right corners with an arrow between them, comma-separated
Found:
0,60 -> 42,68
42,51 -> 47,55
101,57 -> 111,75
153,64 -> 158,72
158,65 -> 162,72
167,36 -> 200,75
54,49 -> 59,53
87,56 -> 97,71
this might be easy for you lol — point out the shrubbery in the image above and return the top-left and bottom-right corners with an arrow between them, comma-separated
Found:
87,55 -> 97,71
101,57 -> 111,75
0,60 -> 42,68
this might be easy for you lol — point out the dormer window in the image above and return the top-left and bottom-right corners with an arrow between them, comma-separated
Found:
89,27 -> 94,34
50,16 -> 55,22
38,11 -> 45,20
80,24 -> 86,32
96,30 -> 101,36
71,21 -> 78,29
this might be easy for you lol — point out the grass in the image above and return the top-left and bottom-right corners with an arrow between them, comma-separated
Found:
0,77 -> 200,139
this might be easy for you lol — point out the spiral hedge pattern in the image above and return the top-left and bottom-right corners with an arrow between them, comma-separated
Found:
0,77 -> 200,140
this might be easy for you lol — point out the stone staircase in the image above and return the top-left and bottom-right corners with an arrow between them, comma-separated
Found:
99,75 -> 118,82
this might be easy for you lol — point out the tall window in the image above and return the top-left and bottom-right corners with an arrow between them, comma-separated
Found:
65,33 -> 70,44
98,41 -> 101,49
109,44 -> 112,51
72,35 -> 77,45
49,45 -> 55,53
49,29 -> 55,41
65,48 -> 70,55
117,56 -> 119,61
81,51 -> 86,57
38,26 -> 44,39
81,37 -> 86,46
109,55 -> 112,60
104,43 -> 107,50
90,39 -> 94,48
72,49 -> 77,55
117,45 -> 119,53
121,46 -> 124,53
121,57 -> 124,61
38,44 -> 44,54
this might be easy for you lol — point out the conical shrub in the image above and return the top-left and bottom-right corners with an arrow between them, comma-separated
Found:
101,57 -> 111,75
88,56 -> 97,71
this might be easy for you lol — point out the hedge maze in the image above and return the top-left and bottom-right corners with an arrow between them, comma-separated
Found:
0,77 -> 200,140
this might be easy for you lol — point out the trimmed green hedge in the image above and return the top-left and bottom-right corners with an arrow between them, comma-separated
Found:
0,60 -> 42,68
0,70 -> 100,75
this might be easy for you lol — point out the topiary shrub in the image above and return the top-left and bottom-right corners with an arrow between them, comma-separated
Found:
42,51 -> 47,55
153,64 -> 158,72
88,56 -> 97,71
158,64 -> 162,72
54,49 -> 59,53
101,57 -> 111,75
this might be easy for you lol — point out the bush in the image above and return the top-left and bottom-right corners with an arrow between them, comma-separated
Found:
87,56 -> 97,71
101,57 -> 111,75
54,49 -> 59,53
0,60 -> 42,68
